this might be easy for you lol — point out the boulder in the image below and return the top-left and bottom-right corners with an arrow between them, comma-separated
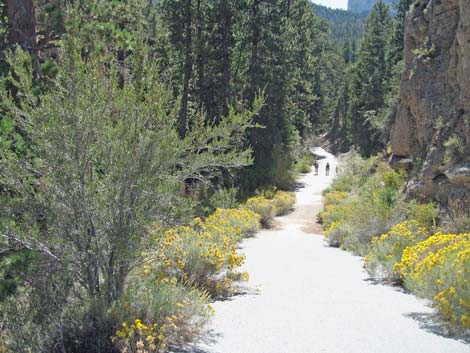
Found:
446,163 -> 470,186
390,0 -> 470,200
389,155 -> 414,171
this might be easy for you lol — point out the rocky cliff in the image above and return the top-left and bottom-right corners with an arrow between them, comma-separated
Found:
390,0 -> 470,204
348,0 -> 394,13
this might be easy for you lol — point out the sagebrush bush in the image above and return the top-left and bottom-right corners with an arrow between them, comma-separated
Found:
364,221 -> 429,280
244,191 -> 296,227
392,232 -> 470,330
322,191 -> 349,207
272,191 -> 296,216
152,210 -> 258,296
255,185 -> 277,199
411,202 -> 438,229
114,278 -> 212,353
294,153 -> 315,174
395,233 -> 470,296
433,247 -> 470,329
244,196 -> 276,228
320,160 -> 409,255
324,221 -> 352,247
112,206 -> 263,352
205,208 -> 260,236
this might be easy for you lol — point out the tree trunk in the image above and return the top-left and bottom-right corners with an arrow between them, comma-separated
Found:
221,0 -> 232,118
5,0 -> 36,52
179,1 -> 193,138
248,0 -> 260,104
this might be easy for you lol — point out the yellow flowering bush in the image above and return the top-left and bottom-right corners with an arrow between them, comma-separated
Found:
272,191 -> 296,216
244,191 -> 296,227
114,319 -> 166,353
364,221 -> 429,280
244,196 -> 276,228
392,232 -> 470,329
322,191 -> 349,207
395,233 -> 470,281
205,208 -> 260,236
323,220 -> 351,248
113,279 -> 212,353
317,202 -> 351,229
149,208 -> 260,297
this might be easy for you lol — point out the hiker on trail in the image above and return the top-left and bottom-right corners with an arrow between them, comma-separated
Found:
314,161 -> 319,175
325,162 -> 330,176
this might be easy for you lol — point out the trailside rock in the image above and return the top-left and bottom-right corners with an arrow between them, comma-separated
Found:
446,163 -> 470,187
390,0 -> 470,202
389,155 -> 414,171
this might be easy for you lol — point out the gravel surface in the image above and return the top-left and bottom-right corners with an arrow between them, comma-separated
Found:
181,148 -> 470,353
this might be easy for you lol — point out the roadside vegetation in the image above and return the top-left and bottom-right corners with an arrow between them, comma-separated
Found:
1,0 -> 315,351
320,151 -> 470,331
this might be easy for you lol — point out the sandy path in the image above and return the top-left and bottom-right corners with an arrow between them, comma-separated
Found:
180,148 -> 470,353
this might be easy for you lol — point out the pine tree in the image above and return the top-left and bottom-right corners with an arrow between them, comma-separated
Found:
343,39 -> 351,64
390,0 -> 413,65
347,0 -> 392,155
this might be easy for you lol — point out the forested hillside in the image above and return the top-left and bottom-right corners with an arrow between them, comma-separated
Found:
327,0 -> 406,154
348,0 -> 395,13
311,3 -> 366,47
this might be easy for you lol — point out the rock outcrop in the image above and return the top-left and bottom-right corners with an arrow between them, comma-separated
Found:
347,0 -> 394,13
390,0 -> 470,203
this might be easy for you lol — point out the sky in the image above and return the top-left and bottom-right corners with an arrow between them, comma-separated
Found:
310,0 -> 348,10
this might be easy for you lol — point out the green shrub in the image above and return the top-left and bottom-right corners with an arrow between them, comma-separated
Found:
321,160 -> 410,255
393,232 -> 470,330
324,221 -> 352,247
114,278 -> 211,352
294,153 -> 315,174
411,202 -> 437,229
152,209 -> 258,296
244,196 -> 276,228
208,188 -> 239,209
255,185 -> 277,200
272,191 -> 296,216
364,221 -> 429,280
205,208 -> 261,236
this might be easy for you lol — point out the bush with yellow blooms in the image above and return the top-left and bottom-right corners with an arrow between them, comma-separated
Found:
364,221 -> 429,280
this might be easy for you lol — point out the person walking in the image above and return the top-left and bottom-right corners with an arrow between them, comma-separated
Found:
314,161 -> 319,175
325,162 -> 330,176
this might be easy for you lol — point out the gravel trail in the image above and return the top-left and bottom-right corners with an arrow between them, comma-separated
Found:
184,148 -> 470,353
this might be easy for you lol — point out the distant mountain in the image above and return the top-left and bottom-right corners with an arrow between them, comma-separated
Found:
311,3 -> 367,47
347,0 -> 395,13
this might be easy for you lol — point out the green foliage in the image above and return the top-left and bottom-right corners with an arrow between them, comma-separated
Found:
364,221 -> 429,280
321,154 -> 411,255
244,196 -> 276,228
389,0 -> 414,65
347,1 -> 393,155
294,152 -> 315,174
393,232 -> 470,330
0,19 -> 258,351
324,154 -> 470,331
208,188 -> 239,210
311,3 -> 366,48
244,190 -> 296,228
115,279 -> 211,351
0,0 -> 377,349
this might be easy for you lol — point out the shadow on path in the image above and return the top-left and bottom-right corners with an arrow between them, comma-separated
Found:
404,312 -> 470,345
